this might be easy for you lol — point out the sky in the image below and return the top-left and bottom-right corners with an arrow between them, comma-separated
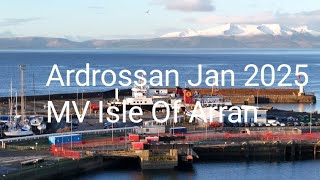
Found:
0,0 -> 320,41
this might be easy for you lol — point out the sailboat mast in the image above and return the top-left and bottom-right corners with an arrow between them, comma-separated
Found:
19,65 -> 26,121
9,80 -> 13,121
15,92 -> 18,115
33,73 -> 36,115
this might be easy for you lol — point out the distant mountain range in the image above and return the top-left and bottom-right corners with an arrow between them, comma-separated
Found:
161,23 -> 320,38
1,24 -> 320,49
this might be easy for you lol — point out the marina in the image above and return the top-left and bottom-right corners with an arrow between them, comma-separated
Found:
1,0 -> 320,179
0,50 -> 319,180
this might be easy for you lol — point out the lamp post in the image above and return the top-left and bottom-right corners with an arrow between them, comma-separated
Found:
77,88 -> 79,107
111,115 -> 114,143
310,103 -> 313,134
125,125 -> 127,149
206,123 -> 208,140
70,113 -> 73,150
256,88 -> 259,106
81,90 -> 84,113
35,142 -> 38,151
172,116 -> 175,136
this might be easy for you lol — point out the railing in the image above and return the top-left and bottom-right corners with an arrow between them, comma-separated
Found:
0,126 -> 139,148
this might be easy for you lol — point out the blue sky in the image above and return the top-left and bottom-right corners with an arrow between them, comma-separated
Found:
0,0 -> 320,40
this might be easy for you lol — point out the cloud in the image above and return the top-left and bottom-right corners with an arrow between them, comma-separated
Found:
0,18 -> 40,27
152,0 -> 215,12
185,12 -> 274,24
275,10 -> 320,28
88,6 -> 105,9
185,10 -> 320,28
0,31 -> 15,38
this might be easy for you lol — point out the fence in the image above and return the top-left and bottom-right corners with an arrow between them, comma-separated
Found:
51,145 -> 81,159
181,131 -> 320,143
51,137 -> 128,159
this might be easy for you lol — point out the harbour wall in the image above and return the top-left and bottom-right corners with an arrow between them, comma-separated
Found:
194,141 -> 320,161
5,155 -> 139,180
0,88 -> 316,104
4,140 -> 320,180
168,88 -> 316,104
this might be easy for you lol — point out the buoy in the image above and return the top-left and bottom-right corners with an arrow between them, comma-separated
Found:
185,91 -> 192,97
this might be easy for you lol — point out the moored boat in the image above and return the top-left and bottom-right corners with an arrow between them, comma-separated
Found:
4,65 -> 34,137
4,128 -> 34,137
30,116 -> 44,126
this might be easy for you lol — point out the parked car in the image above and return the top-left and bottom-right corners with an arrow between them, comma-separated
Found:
286,122 -> 293,126
294,122 -> 300,126
268,120 -> 280,127
287,116 -> 295,121
272,121 -> 280,127
250,123 -> 256,127
315,122 -> 320,126
265,123 -> 271,127
300,122 -> 306,126
307,122 -> 314,126
280,123 -> 286,127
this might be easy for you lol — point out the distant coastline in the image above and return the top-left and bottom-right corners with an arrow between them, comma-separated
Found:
1,35 -> 320,49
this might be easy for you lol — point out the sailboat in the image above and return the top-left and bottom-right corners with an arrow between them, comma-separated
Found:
4,65 -> 33,137
37,123 -> 46,131
30,116 -> 43,126
30,74 -> 45,128
4,125 -> 33,137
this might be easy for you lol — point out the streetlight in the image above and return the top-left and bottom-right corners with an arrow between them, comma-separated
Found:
77,88 -> 79,107
70,113 -> 73,150
35,142 -> 38,151
256,88 -> 259,106
112,123 -> 114,143
206,123 -> 208,140
81,90 -> 84,113
125,125 -> 127,149
172,116 -> 175,136
310,102 -> 313,134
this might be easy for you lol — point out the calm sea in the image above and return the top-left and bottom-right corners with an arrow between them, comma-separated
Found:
77,160 -> 320,180
0,48 -> 319,112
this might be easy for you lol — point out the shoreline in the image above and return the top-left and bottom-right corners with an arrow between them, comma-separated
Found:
3,141 -> 320,180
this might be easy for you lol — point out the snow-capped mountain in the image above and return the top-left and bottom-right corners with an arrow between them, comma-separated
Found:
161,24 -> 320,38
0,23 -> 319,49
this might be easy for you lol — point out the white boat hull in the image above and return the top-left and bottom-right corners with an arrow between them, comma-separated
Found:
30,116 -> 43,126
4,130 -> 34,137
31,122 -> 42,126
37,123 -> 46,131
